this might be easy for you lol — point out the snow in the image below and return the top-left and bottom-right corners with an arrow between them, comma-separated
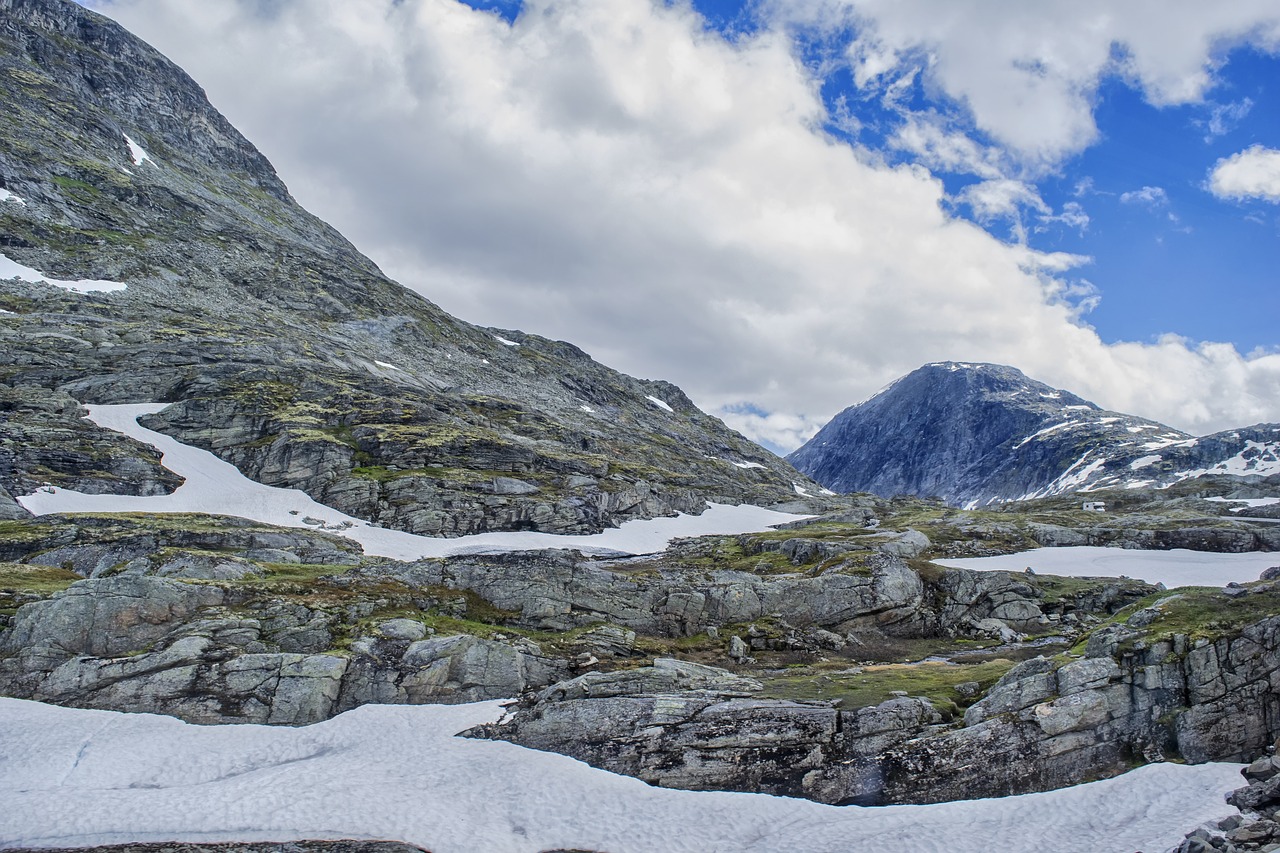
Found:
1064,405 -> 1091,410
0,697 -> 1243,853
0,252 -> 127,293
15,404 -> 809,561
579,404 -> 594,413
730,460 -> 767,470
0,187 -> 25,205
0,308 -> 13,315
1013,419 -> 1074,449
494,335 -> 519,346
645,394 -> 674,413
1040,392 -> 1061,399
793,483 -> 812,496
1096,417 -> 1121,425
935,546 -> 1280,588
124,133 -> 151,166
1129,455 -> 1162,470
372,360 -> 402,371
1207,496 -> 1280,512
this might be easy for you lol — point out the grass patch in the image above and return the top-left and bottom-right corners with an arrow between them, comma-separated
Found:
758,658 -> 1016,715
0,562 -> 79,595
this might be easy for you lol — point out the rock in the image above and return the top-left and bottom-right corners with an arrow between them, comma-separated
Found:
535,658 -> 762,703
1262,566 -> 1280,582
0,575 -> 224,658
728,635 -> 750,662
375,618 -> 429,641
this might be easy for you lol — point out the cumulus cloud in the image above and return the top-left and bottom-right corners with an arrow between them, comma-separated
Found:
1209,145 -> 1280,202
86,0 -> 1280,449
764,0 -> 1280,169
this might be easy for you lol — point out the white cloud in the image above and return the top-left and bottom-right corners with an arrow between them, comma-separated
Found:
1120,186 -> 1169,206
1202,97 -> 1253,140
763,0 -> 1280,170
1209,145 -> 1280,202
1041,201 -> 1090,234
87,0 -> 1280,450
958,179 -> 1049,222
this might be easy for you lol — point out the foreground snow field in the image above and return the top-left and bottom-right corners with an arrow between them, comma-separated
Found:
0,698 -> 1243,853
934,546 -> 1280,589
16,404 -> 810,560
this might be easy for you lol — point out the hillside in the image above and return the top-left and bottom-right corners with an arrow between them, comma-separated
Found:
0,0 -> 816,538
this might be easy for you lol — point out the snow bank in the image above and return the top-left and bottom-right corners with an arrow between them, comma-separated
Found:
0,697 -> 1243,853
0,188 -> 25,205
124,133 -> 152,166
16,404 -> 808,560
645,394 -> 674,412
934,546 -> 1280,588
0,252 -> 126,293
494,334 -> 519,346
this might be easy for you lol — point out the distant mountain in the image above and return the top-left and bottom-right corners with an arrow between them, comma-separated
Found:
0,0 -> 817,534
787,361 -> 1280,506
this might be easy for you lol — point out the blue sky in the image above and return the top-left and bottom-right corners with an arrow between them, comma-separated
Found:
89,0 -> 1280,451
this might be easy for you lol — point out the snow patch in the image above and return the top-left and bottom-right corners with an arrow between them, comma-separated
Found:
17,404 -> 809,561
1206,496 -> 1280,512
0,308 -> 13,315
1013,420 -> 1073,450
0,188 -> 25,205
793,483 -> 812,496
730,460 -> 767,470
123,134 -> 151,166
0,252 -> 126,293
494,335 -> 519,347
645,395 -> 674,413
579,404 -> 594,413
1129,455 -> 1162,471
373,360 -> 402,371
1096,417 -> 1121,425
937,546 -> 1280,588
0,697 -> 1244,853
1039,392 -> 1061,399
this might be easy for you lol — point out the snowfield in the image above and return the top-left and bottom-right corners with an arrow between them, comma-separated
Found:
0,252 -> 127,293
934,546 -> 1280,588
0,697 -> 1243,853
16,404 -> 809,560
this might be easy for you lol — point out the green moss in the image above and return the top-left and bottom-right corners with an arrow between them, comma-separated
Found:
0,562 -> 80,595
0,520 -> 59,544
758,658 -> 1016,714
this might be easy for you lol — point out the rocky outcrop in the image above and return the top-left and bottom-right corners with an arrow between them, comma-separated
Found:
478,587 -> 1280,806
0,574 -> 570,724
340,549 -> 930,636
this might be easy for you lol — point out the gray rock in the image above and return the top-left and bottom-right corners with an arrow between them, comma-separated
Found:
375,618 -> 429,641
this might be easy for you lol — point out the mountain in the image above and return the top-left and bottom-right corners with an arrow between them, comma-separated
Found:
0,0 -> 817,535
788,361 -> 1280,506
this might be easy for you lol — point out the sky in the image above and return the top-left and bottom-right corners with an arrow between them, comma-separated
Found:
80,0 -> 1280,453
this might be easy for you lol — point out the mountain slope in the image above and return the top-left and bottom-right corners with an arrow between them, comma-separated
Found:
788,361 -> 1280,506
0,0 -> 815,534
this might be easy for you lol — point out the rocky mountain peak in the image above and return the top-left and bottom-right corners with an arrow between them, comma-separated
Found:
788,362 -> 1279,506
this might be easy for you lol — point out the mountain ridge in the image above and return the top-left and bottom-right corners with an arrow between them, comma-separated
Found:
789,361 -> 1280,506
